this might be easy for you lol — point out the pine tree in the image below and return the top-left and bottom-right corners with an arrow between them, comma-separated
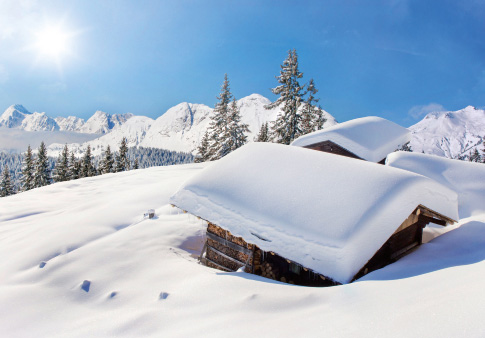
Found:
227,98 -> 250,152
195,131 -> 211,163
301,79 -> 327,134
133,158 -> 139,170
34,141 -> 51,188
116,137 -> 130,172
80,145 -> 96,177
265,49 -> 305,144
207,74 -> 233,160
20,145 -> 35,191
100,145 -> 115,174
469,148 -> 481,162
68,151 -> 80,180
0,165 -> 14,197
254,122 -> 270,142
53,144 -> 70,182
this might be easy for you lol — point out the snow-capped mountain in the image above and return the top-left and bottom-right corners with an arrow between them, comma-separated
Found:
0,105 -> 133,134
49,116 -> 155,157
0,104 -> 32,128
79,111 -> 133,134
20,112 -> 59,131
55,116 -> 86,132
409,106 -> 485,159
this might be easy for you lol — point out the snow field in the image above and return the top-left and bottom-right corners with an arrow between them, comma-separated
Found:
0,158 -> 484,337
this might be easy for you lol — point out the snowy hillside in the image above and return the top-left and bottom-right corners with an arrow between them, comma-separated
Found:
409,106 -> 485,159
55,116 -> 86,132
0,104 -> 33,128
0,159 -> 484,336
78,111 -> 133,134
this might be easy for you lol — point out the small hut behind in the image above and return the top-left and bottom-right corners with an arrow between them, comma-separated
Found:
170,143 -> 458,286
291,116 -> 411,163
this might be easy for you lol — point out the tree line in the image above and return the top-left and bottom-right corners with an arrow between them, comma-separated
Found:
195,49 -> 328,162
0,138 -> 193,197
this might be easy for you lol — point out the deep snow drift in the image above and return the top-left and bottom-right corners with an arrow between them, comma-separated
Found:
0,160 -> 484,337
171,143 -> 458,283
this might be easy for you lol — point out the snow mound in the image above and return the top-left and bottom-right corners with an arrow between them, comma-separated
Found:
291,116 -> 410,162
386,151 -> 485,218
170,143 -> 458,283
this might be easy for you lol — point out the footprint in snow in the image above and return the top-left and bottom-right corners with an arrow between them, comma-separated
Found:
39,262 -> 46,268
159,292 -> 169,300
81,280 -> 91,292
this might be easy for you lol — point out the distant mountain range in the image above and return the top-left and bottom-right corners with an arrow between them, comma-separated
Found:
0,94 -> 337,157
1,98 -> 483,161
0,104 -> 132,134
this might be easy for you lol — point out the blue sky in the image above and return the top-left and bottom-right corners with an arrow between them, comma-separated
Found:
0,0 -> 483,126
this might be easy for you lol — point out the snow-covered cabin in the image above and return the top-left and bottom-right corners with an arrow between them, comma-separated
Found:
170,143 -> 458,285
291,116 -> 411,163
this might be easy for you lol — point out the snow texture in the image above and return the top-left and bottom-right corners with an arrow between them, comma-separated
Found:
0,160 -> 483,337
387,151 -> 485,218
291,116 -> 410,162
409,105 -> 485,159
170,143 -> 458,283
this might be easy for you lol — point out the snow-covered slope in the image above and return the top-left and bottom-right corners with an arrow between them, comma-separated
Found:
0,104 -> 32,128
409,106 -> 485,159
0,163 -> 484,336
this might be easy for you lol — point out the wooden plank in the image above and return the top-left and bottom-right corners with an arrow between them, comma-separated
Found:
206,231 -> 253,255
417,204 -> 456,224
206,243 -> 248,266
204,257 -> 234,272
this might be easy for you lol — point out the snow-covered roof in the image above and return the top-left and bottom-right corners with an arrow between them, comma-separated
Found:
291,116 -> 411,162
170,143 -> 458,284
387,151 -> 485,219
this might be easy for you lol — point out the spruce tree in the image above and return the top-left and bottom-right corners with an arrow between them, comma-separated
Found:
301,79 -> 326,134
195,131 -> 210,163
116,137 -> 130,172
80,145 -> 96,177
20,145 -> 35,191
207,74 -> 233,160
254,122 -> 270,142
227,98 -> 250,152
133,158 -> 139,170
100,145 -> 114,174
265,49 -> 305,144
0,165 -> 14,197
53,144 -> 70,182
68,151 -> 80,180
469,148 -> 481,162
34,141 -> 51,188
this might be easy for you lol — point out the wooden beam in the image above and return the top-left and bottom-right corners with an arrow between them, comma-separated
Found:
204,257 -> 234,272
206,231 -> 253,255
206,244 -> 248,266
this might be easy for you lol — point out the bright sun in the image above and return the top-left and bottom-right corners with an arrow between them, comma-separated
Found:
35,26 -> 71,59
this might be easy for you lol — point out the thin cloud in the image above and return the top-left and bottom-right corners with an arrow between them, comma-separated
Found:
40,82 -> 67,94
408,103 -> 445,119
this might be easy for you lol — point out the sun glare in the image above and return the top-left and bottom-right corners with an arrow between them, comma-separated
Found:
35,26 -> 71,59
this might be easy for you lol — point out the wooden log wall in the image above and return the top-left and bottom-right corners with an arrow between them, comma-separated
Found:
205,223 -> 254,273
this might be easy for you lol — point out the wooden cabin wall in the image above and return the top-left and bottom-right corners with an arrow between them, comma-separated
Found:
204,223 -> 254,273
304,141 -> 362,160
351,214 -> 430,282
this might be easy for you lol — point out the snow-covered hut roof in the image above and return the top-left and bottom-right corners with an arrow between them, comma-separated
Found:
387,151 -> 485,219
291,116 -> 411,162
170,143 -> 458,284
